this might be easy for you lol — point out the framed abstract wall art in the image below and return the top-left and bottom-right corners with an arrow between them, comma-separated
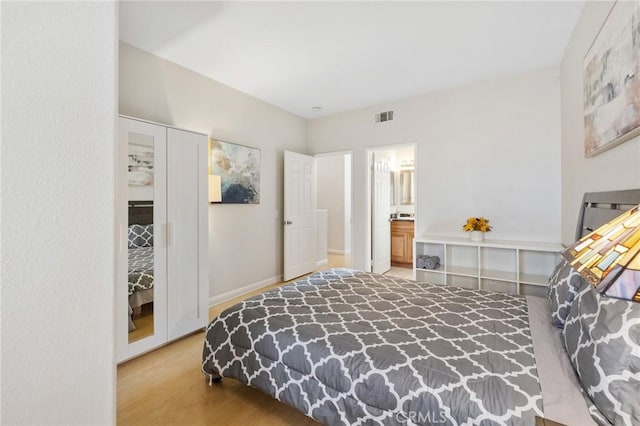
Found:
210,139 -> 261,204
583,0 -> 640,157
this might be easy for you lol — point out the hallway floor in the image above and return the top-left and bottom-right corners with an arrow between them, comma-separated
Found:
384,265 -> 414,280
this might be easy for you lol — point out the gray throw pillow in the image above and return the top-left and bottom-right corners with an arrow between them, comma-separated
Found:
563,284 -> 640,425
548,258 -> 586,328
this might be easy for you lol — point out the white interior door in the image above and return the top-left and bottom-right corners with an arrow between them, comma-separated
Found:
284,151 -> 316,281
372,153 -> 391,274
166,128 -> 208,341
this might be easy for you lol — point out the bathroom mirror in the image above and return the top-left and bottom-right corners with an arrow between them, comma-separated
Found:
390,171 -> 396,205
399,169 -> 414,205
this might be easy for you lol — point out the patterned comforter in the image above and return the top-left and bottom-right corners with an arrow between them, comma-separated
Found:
128,246 -> 154,296
202,269 -> 543,425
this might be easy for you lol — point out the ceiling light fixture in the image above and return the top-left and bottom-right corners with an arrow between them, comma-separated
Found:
312,106 -> 323,112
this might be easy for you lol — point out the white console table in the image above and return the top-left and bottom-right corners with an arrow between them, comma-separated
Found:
414,235 -> 563,298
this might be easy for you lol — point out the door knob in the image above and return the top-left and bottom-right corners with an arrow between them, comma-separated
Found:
284,220 -> 293,225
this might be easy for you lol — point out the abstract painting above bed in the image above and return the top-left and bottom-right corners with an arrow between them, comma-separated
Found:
203,269 -> 543,425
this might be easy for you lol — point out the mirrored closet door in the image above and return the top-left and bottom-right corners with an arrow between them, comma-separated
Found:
117,117 -> 168,361
117,116 -> 208,363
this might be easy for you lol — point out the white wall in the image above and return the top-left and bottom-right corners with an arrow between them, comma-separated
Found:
317,155 -> 347,253
560,1 -> 640,245
119,43 -> 307,298
1,2 -> 117,424
308,67 -> 561,271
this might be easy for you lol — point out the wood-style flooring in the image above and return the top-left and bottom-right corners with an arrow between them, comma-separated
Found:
117,255 -> 350,425
117,255 -> 414,425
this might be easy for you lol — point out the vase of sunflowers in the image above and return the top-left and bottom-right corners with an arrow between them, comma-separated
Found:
463,217 -> 492,242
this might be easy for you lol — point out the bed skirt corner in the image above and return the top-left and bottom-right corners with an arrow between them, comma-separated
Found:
202,364 -> 222,386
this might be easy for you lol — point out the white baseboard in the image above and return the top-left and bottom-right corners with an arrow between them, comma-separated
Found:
327,249 -> 352,255
316,258 -> 328,267
209,275 -> 281,307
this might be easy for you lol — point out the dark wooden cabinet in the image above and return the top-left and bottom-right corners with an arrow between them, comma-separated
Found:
391,220 -> 414,266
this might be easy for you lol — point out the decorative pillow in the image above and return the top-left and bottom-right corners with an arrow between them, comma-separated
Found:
548,258 -> 587,328
563,284 -> 640,425
128,224 -> 153,249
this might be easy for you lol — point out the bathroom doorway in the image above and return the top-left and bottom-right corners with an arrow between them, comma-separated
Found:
368,144 -> 417,278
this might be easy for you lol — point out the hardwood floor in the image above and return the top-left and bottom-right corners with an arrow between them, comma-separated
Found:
117,255 -> 348,425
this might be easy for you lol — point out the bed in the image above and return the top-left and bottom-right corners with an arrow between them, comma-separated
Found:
127,201 -> 154,331
202,190 -> 640,425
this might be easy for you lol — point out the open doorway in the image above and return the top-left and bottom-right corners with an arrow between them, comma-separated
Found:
316,152 -> 352,269
368,145 -> 416,279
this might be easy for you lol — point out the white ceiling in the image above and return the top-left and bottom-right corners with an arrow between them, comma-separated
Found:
120,1 -> 584,118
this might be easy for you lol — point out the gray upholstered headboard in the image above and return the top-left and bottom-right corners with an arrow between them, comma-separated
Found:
128,200 -> 153,226
575,189 -> 640,241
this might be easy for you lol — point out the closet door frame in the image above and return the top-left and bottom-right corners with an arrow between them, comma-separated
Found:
117,117 -> 168,362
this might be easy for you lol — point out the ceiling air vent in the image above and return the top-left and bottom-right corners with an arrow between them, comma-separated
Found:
375,110 -> 394,123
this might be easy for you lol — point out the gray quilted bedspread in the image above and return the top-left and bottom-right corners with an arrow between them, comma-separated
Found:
128,246 -> 153,296
202,269 -> 543,425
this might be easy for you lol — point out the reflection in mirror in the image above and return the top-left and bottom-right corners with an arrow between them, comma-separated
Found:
400,170 -> 414,205
390,171 -> 396,205
127,132 -> 155,343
